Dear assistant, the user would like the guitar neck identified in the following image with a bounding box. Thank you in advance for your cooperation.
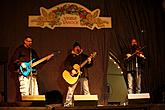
[80,52,96,68]
[80,60,88,68]
[31,54,54,67]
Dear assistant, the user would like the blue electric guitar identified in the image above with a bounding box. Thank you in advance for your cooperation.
[19,53,54,77]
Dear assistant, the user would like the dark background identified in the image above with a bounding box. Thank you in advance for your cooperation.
[0,0,165,105]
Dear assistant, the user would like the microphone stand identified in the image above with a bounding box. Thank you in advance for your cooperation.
[135,56,139,83]
[29,47,33,95]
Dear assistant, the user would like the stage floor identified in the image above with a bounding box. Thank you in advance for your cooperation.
[0,103,165,110]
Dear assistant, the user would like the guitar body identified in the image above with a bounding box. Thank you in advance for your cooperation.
[19,62,31,77]
[62,64,81,84]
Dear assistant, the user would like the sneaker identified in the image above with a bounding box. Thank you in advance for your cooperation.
[64,103,73,107]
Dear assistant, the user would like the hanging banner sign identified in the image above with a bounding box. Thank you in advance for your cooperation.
[28,3,112,30]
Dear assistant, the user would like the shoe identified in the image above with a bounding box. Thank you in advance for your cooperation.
[64,103,73,107]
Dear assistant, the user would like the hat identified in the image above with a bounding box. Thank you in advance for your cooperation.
[73,42,81,48]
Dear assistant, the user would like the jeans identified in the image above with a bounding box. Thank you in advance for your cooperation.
[64,78,90,106]
[18,75,39,96]
[127,73,141,94]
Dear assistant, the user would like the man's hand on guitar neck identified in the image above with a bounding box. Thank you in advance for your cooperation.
[87,57,92,64]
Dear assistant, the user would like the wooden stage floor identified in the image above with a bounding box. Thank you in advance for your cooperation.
[0,103,165,110]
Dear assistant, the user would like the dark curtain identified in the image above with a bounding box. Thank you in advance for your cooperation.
[0,0,164,104]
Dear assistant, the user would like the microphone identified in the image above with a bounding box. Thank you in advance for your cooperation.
[53,50,61,54]
[141,30,144,33]
[57,50,61,54]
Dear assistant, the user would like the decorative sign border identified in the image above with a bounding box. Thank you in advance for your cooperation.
[28,2,112,30]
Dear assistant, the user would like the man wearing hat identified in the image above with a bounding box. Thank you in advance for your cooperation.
[63,42,93,107]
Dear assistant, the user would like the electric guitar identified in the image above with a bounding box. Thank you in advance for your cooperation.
[62,52,97,84]
[19,53,54,77]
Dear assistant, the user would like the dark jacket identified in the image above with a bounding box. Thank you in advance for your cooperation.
[124,45,145,74]
[8,45,39,74]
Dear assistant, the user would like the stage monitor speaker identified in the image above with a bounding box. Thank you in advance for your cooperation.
[107,51,128,105]
[22,95,45,101]
[45,90,63,104]
[73,95,98,106]
[128,93,150,104]
[21,95,45,107]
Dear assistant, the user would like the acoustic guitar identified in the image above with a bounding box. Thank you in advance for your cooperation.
[62,52,97,84]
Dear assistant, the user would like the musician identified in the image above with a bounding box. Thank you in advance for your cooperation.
[8,36,52,101]
[124,38,145,94]
[63,42,93,107]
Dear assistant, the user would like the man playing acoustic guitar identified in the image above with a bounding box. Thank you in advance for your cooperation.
[63,42,95,107]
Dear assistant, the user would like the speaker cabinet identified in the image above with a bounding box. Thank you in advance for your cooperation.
[22,95,45,101]
[128,93,150,104]
[73,95,98,106]
[21,95,45,107]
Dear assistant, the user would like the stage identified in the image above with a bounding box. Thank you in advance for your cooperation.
[0,93,164,110]
[0,103,165,110]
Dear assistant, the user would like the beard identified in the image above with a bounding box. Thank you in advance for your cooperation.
[76,49,81,54]
[131,44,138,52]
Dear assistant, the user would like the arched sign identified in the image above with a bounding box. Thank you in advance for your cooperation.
[28,2,112,30]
